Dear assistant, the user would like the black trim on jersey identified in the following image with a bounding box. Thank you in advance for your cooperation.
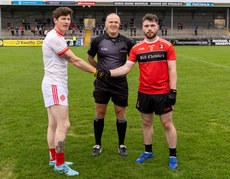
[136,51,167,63]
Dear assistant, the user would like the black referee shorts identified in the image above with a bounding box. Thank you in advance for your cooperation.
[93,77,128,107]
[136,91,173,115]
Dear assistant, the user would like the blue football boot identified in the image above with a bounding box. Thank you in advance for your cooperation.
[169,157,178,169]
[136,152,153,163]
[54,162,79,176]
[49,160,73,167]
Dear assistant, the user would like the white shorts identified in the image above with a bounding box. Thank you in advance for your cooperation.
[42,84,68,108]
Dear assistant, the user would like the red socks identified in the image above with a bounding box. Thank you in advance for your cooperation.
[49,148,55,161]
[49,148,65,166]
[56,152,65,166]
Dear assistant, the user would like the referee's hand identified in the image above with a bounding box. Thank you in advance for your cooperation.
[94,69,111,80]
[168,89,177,105]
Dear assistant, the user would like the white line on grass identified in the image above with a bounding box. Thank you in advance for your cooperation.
[178,55,230,69]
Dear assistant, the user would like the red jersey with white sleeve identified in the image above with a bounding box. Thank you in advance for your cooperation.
[127,37,176,94]
[42,29,69,88]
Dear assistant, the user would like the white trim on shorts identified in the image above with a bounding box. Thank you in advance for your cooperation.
[42,83,68,108]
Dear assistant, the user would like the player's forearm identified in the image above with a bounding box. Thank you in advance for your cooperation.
[169,69,177,89]
[71,57,95,73]
[63,50,95,73]
[110,63,134,77]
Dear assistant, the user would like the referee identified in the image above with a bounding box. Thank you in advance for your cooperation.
[87,13,134,157]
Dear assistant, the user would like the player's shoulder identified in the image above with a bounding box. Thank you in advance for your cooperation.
[158,37,172,47]
[45,29,59,41]
[132,40,146,49]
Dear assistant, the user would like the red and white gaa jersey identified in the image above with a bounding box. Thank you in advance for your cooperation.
[128,37,176,94]
[42,29,69,88]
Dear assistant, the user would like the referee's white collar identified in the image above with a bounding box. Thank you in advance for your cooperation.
[144,36,159,44]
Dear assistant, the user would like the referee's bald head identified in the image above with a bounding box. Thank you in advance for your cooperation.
[106,13,120,23]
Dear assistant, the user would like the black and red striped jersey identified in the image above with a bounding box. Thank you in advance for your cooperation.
[128,37,176,94]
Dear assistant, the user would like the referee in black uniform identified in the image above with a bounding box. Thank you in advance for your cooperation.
[87,13,134,157]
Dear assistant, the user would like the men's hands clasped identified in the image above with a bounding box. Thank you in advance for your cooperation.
[94,69,111,80]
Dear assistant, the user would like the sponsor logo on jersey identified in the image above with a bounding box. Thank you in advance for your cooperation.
[137,51,167,63]
[138,47,145,51]
[101,47,108,51]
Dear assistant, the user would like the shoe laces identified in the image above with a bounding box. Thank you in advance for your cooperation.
[141,152,151,159]
[119,145,126,149]
[93,145,101,149]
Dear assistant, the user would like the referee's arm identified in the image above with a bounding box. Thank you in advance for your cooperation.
[87,54,98,68]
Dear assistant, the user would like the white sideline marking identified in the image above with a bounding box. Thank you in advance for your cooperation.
[178,55,230,69]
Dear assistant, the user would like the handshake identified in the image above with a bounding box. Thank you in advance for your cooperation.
[94,69,111,80]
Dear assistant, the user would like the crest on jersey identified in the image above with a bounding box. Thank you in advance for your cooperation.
[60,95,66,101]
[159,45,164,49]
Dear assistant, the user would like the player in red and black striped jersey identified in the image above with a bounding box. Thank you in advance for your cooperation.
[100,13,178,169]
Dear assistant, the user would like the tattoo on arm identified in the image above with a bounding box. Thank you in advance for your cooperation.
[62,54,71,61]
[56,140,65,153]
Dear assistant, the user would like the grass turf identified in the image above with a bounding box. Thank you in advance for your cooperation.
[0,46,230,178]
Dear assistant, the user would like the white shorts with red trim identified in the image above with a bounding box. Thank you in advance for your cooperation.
[42,83,68,108]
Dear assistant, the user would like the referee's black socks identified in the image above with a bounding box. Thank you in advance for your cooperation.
[116,118,127,145]
[94,117,104,146]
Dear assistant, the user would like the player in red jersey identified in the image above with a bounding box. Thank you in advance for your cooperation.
[95,13,178,169]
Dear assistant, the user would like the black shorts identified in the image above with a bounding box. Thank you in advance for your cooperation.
[136,91,173,115]
[93,77,128,107]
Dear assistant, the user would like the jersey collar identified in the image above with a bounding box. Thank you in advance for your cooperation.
[54,29,64,37]
[144,36,159,44]
[106,33,121,41]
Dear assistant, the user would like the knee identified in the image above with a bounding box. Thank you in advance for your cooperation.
[142,119,152,128]
[115,109,126,120]
[162,121,173,131]
[116,112,126,120]
[96,110,106,119]
[63,121,71,130]
[58,120,70,131]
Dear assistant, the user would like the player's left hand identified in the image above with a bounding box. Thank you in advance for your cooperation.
[168,89,177,105]
[94,69,111,80]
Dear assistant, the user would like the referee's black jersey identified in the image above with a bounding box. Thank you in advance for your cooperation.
[88,33,134,74]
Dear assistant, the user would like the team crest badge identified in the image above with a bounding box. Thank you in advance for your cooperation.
[60,95,65,101]
[159,45,164,49]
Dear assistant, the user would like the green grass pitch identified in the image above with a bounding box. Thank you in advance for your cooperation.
[0,46,230,178]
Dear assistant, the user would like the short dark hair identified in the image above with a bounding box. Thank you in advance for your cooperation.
[142,14,159,24]
[52,7,73,20]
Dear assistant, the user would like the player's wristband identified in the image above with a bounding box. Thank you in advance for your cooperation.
[170,89,177,94]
